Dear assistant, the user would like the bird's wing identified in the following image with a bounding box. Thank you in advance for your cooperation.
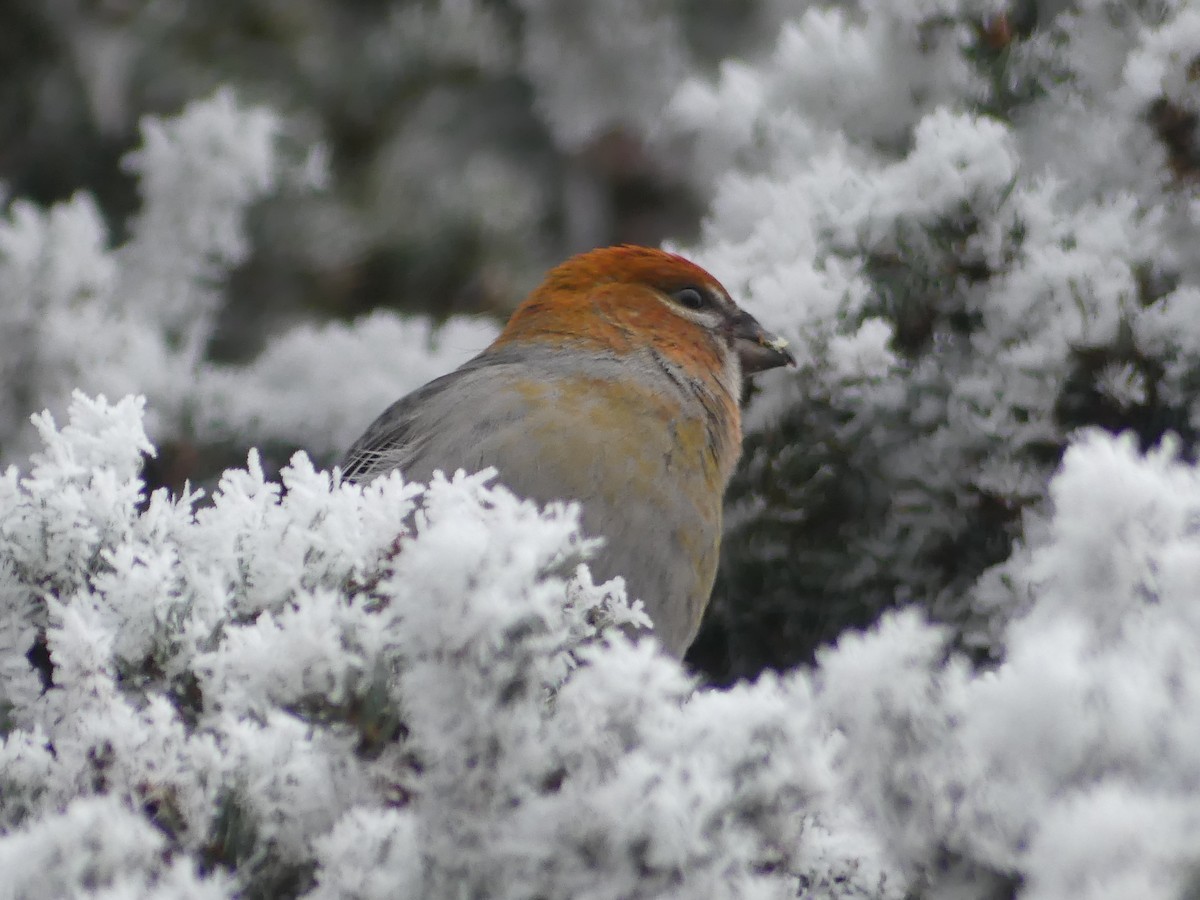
[338,352,543,484]
[339,369,457,482]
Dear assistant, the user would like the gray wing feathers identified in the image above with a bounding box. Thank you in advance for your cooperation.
[339,357,534,484]
[339,383,437,482]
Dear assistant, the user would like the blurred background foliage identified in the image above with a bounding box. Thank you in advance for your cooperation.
[0,0,780,359]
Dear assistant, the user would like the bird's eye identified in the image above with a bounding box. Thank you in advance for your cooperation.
[672,287,708,311]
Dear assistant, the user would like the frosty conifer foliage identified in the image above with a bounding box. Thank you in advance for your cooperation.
[0,394,893,898]
[517,0,693,148]
[7,406,1200,897]
[668,0,1200,675]
[0,89,498,475]
[0,89,293,461]
[815,432,1200,899]
[193,313,497,461]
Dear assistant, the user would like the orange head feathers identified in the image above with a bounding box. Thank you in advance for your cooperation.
[493,245,795,384]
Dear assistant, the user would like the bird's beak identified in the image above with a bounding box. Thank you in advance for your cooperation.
[729,310,796,374]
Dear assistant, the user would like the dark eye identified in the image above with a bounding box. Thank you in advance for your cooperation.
[672,287,708,310]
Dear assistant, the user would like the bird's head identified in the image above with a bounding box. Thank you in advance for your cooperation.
[493,246,795,393]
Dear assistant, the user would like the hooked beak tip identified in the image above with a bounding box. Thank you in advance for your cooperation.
[735,330,796,375]
[765,335,797,367]
[728,309,796,374]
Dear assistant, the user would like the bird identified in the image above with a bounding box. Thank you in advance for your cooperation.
[340,245,794,658]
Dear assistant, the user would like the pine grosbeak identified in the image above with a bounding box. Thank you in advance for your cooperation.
[341,246,794,657]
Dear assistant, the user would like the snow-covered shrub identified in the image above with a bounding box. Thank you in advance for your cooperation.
[193,312,496,462]
[516,0,693,149]
[814,431,1200,898]
[6,0,799,360]
[665,0,1200,676]
[0,393,892,898]
[0,89,285,460]
[0,90,498,474]
[7,401,1200,897]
